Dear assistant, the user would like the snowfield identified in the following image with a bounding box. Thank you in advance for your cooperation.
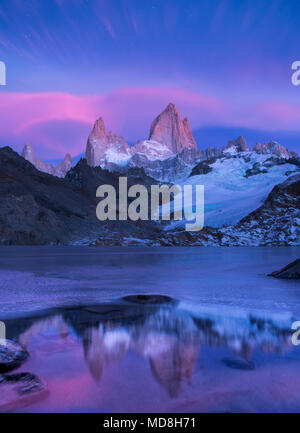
[162,151,299,228]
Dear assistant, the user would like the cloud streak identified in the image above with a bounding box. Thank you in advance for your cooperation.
[1,87,300,159]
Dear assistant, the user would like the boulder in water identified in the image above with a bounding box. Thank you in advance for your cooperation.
[222,358,255,371]
[122,294,177,305]
[268,258,300,279]
[0,372,47,412]
[0,340,29,373]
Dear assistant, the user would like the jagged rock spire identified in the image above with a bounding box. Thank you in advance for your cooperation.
[226,136,249,152]
[21,143,72,177]
[85,117,131,167]
[148,103,197,153]
[85,117,108,167]
[254,141,298,159]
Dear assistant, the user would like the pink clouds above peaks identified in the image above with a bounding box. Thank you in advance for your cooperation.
[2,88,300,161]
[0,88,223,160]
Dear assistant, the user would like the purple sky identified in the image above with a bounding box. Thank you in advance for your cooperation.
[0,0,300,159]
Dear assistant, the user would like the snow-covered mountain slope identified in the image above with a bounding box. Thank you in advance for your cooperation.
[103,173,299,247]
[126,152,191,182]
[105,133,132,165]
[220,173,300,246]
[125,146,222,183]
[132,139,174,160]
[162,150,300,228]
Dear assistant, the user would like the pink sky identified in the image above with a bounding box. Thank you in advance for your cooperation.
[1,88,300,159]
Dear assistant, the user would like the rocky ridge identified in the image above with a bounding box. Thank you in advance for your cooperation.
[84,103,221,181]
[19,104,299,184]
[22,143,72,178]
[0,146,163,245]
[84,104,298,182]
[1,143,299,246]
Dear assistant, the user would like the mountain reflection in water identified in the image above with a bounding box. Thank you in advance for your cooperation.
[6,295,295,402]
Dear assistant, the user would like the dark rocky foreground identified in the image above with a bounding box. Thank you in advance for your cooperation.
[0,372,47,412]
[0,146,299,246]
[0,340,47,412]
[0,146,162,245]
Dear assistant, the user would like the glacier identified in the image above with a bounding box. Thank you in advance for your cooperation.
[162,151,299,228]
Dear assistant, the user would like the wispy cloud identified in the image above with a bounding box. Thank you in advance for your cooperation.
[1,87,300,159]
[100,16,117,40]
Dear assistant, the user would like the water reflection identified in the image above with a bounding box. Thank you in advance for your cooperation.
[6,295,295,399]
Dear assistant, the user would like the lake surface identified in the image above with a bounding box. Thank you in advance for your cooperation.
[0,247,299,412]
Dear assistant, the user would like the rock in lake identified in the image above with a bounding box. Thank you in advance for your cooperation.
[222,358,255,371]
[122,294,177,305]
[0,372,47,412]
[0,339,29,373]
[268,258,300,279]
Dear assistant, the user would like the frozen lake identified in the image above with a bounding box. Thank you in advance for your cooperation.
[0,246,299,317]
[0,247,299,412]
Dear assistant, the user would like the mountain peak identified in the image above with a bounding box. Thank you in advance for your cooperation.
[85,117,108,167]
[21,143,72,177]
[91,117,106,139]
[85,117,131,167]
[55,153,73,177]
[22,142,35,164]
[148,103,197,153]
[226,136,249,152]
[182,117,197,148]
[165,102,179,113]
[64,153,72,163]
[254,141,298,159]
